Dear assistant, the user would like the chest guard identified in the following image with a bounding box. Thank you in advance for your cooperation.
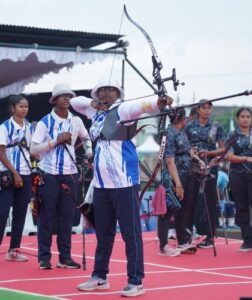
[100,106,137,141]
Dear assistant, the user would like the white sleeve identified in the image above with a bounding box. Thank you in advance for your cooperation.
[0,125,8,146]
[31,121,48,144]
[117,97,159,122]
[70,96,96,119]
[30,140,58,156]
[75,117,90,140]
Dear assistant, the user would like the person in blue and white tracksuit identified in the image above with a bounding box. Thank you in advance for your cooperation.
[30,83,92,270]
[0,95,32,262]
[70,80,173,297]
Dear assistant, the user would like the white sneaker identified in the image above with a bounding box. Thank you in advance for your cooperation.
[194,233,202,239]
[158,244,180,257]
[168,228,177,240]
[5,249,28,262]
[176,243,197,254]
[77,276,110,291]
[121,284,145,297]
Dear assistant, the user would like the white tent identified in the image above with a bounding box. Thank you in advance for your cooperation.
[0,47,124,98]
[0,24,124,98]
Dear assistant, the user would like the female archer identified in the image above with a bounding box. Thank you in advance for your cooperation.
[0,94,32,262]
[70,80,173,297]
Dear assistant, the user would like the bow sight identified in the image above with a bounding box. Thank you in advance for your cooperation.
[154,68,185,92]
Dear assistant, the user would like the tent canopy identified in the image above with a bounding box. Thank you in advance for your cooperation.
[0,24,125,98]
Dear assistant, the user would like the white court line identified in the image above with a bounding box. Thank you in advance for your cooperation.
[6,243,249,290]
[20,245,190,271]
[195,269,252,280]
[0,270,190,284]
[201,265,252,271]
[71,236,242,245]
[21,245,252,275]
[2,264,252,285]
[71,236,159,244]
[54,280,252,298]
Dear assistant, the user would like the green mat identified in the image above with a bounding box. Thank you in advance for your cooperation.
[0,288,63,300]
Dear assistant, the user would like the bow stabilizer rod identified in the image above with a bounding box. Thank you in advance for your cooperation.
[119,90,252,124]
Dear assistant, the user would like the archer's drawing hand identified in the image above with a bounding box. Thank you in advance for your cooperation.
[91,100,109,111]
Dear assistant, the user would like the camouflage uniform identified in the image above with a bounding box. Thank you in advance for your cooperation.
[185,119,225,240]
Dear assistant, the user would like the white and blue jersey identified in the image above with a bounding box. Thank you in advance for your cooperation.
[89,108,138,187]
[0,117,32,175]
[70,96,159,189]
[32,109,89,175]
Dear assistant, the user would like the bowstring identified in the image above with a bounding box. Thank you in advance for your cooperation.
[108,7,125,85]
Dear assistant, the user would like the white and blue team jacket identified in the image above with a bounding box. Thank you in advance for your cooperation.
[32,109,89,175]
[0,117,32,175]
[70,97,159,189]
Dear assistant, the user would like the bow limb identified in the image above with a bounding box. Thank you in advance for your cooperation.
[123,5,162,69]
[124,5,167,98]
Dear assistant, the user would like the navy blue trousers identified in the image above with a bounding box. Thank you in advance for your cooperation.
[38,174,78,262]
[92,185,144,285]
[0,175,31,249]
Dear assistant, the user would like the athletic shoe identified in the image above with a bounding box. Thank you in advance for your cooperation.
[197,238,214,249]
[5,249,28,262]
[168,228,177,240]
[56,258,81,269]
[238,242,252,252]
[77,276,110,291]
[158,244,180,257]
[39,260,52,269]
[121,284,145,297]
[177,243,196,253]
[194,233,203,239]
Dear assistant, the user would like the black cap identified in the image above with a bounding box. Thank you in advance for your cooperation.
[197,99,213,108]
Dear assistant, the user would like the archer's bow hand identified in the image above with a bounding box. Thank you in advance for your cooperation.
[157,96,173,110]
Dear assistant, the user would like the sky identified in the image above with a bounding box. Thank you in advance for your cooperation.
[1,0,252,106]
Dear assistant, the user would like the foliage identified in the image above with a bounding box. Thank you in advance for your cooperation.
[213,109,236,134]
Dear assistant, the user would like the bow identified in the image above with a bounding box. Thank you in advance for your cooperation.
[123,5,182,200]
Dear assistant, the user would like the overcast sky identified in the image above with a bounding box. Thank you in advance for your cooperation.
[1,0,252,106]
